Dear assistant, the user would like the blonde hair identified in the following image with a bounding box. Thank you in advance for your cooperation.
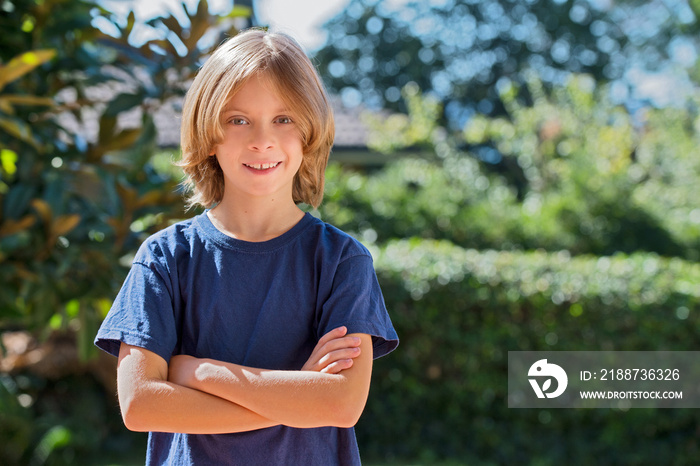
[178,29,335,209]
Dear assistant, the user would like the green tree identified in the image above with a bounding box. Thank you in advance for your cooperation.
[314,0,700,197]
[315,0,698,120]
[321,73,700,259]
[0,1,250,463]
[316,0,630,115]
[0,0,250,350]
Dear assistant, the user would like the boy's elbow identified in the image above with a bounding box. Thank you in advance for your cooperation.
[118,380,166,432]
[328,391,368,428]
[117,344,171,432]
[122,414,149,432]
[119,394,153,432]
[327,343,372,428]
[122,409,153,432]
[332,410,362,429]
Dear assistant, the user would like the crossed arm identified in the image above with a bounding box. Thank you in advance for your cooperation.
[116,327,373,434]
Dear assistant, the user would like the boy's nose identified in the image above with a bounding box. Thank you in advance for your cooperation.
[249,126,275,151]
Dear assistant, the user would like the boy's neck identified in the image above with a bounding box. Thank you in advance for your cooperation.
[207,197,305,243]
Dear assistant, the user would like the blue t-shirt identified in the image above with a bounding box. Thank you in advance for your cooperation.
[95,211,398,465]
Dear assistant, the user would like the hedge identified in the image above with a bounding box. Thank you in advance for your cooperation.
[355,239,700,464]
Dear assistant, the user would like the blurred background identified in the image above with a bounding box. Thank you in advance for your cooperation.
[1,0,700,464]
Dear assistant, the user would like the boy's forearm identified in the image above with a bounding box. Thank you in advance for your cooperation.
[183,364,363,428]
[118,343,278,434]
[171,334,373,428]
[120,378,278,434]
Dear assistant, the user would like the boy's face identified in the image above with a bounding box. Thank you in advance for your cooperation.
[211,75,304,203]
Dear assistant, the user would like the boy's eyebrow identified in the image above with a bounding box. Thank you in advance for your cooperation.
[221,107,292,116]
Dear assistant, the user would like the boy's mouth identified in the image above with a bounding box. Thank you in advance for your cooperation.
[243,162,281,171]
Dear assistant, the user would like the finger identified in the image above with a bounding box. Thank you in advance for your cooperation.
[315,335,361,357]
[315,347,361,372]
[309,336,361,366]
[304,345,361,372]
[306,330,354,363]
[315,326,348,349]
[318,346,361,366]
[303,328,359,372]
[320,358,354,374]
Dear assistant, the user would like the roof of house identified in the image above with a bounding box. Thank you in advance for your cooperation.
[57,85,372,152]
[152,96,372,149]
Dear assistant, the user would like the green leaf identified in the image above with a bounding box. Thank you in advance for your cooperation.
[105,128,142,152]
[1,149,18,175]
[96,298,112,318]
[161,14,184,39]
[3,184,35,219]
[0,115,39,148]
[104,92,143,117]
[0,50,57,91]
[184,0,213,51]
[98,113,117,144]
[688,0,700,21]
[196,0,209,19]
[48,313,63,330]
[226,5,252,19]
[125,10,136,37]
[52,214,81,237]
[31,426,72,465]
[65,299,80,318]
[0,95,54,107]
[31,198,53,225]
[0,214,35,237]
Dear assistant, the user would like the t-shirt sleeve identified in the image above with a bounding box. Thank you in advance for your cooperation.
[318,254,399,359]
[94,257,178,363]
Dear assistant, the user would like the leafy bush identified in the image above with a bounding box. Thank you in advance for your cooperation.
[356,239,700,464]
[1,369,145,465]
[322,76,700,260]
[329,85,700,457]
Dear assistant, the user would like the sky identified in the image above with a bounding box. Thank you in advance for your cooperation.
[98,0,350,53]
[255,0,350,51]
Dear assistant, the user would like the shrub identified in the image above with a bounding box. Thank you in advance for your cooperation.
[356,239,700,463]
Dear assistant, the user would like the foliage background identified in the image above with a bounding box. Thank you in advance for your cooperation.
[1,0,699,464]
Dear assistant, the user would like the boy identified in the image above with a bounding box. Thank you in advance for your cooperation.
[95,28,398,465]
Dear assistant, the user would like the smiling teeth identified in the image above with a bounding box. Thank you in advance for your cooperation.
[245,162,280,170]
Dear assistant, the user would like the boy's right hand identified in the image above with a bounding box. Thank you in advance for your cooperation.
[302,326,362,374]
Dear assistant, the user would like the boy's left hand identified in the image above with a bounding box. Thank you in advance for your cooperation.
[302,326,362,374]
[167,326,363,387]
